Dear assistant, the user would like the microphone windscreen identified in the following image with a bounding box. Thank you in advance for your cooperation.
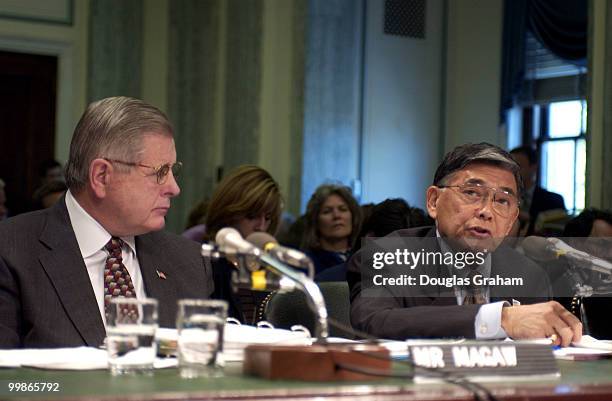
[216,227,242,247]
[522,236,555,261]
[246,232,277,249]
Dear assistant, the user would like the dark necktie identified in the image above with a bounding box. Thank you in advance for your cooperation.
[463,267,487,305]
[104,237,136,320]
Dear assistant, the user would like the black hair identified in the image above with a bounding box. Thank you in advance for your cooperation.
[433,142,523,197]
[510,145,538,165]
[563,208,612,237]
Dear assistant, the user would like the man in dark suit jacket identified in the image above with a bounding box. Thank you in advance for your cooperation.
[510,146,565,235]
[348,143,582,346]
[0,97,213,348]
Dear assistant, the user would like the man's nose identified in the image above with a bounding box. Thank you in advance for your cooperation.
[476,193,494,219]
[164,171,181,197]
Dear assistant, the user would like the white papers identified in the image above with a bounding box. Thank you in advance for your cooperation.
[0,347,107,369]
[571,335,612,351]
[0,347,177,370]
[157,324,312,362]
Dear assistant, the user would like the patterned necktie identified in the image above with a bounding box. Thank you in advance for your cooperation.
[463,267,487,305]
[104,237,136,320]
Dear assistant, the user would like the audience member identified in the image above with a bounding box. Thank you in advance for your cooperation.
[301,184,361,275]
[31,180,68,210]
[278,214,306,249]
[510,146,566,235]
[348,142,581,345]
[182,198,209,242]
[0,96,213,348]
[0,178,7,221]
[317,198,432,282]
[37,159,65,184]
[205,165,282,323]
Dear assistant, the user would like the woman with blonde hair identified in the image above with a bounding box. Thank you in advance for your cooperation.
[301,184,361,275]
[206,165,282,323]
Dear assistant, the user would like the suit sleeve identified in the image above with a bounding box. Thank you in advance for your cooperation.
[0,256,21,348]
[347,249,482,340]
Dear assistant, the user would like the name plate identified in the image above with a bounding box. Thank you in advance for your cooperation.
[408,341,559,380]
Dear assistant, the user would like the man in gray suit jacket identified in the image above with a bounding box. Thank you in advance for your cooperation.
[348,143,582,346]
[0,97,213,348]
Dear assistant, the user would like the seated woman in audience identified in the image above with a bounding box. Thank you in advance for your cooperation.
[301,184,361,276]
[205,165,282,323]
[316,198,432,281]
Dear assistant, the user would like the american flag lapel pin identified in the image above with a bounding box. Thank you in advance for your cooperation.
[156,270,167,280]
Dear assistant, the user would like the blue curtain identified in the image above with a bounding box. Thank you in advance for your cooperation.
[500,0,587,123]
[528,0,587,63]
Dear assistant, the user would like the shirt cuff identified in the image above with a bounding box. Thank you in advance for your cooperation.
[474,301,510,339]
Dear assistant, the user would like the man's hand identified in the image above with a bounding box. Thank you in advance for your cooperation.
[501,301,582,347]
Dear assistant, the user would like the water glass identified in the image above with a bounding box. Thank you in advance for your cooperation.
[106,298,158,375]
[177,299,228,378]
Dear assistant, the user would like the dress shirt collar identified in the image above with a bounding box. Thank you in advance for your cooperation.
[65,190,137,258]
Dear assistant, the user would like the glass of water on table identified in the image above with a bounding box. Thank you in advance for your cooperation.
[106,298,158,375]
[177,299,228,378]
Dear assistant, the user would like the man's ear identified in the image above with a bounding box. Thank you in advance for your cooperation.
[426,186,440,219]
[89,159,112,198]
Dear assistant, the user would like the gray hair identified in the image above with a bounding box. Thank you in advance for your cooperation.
[64,96,173,191]
[433,142,523,197]
[0,178,4,188]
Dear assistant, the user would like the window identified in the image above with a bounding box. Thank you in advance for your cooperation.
[506,31,587,214]
[540,100,586,212]
[513,100,586,213]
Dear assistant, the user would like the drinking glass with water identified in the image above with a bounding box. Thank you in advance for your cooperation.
[177,299,228,378]
[106,298,158,375]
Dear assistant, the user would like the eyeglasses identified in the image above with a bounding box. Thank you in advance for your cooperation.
[104,158,182,185]
[437,183,520,217]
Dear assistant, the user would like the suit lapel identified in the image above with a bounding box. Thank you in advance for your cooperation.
[136,234,177,326]
[38,200,105,346]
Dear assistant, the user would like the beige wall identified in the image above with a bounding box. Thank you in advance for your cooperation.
[259,0,302,215]
[587,0,605,208]
[444,0,504,151]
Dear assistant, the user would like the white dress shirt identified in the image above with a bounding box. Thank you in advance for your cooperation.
[436,229,508,339]
[65,190,146,324]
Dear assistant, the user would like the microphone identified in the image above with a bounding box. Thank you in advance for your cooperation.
[216,227,260,255]
[212,228,330,339]
[246,232,315,278]
[215,227,261,271]
[522,236,612,275]
[213,227,297,291]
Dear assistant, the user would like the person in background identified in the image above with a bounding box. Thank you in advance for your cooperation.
[301,184,362,276]
[181,197,209,243]
[317,198,432,282]
[38,159,65,184]
[0,96,213,348]
[205,165,283,323]
[0,178,7,220]
[510,146,565,235]
[31,180,68,210]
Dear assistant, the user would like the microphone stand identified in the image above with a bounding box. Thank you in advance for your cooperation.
[258,253,329,341]
[201,243,330,341]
